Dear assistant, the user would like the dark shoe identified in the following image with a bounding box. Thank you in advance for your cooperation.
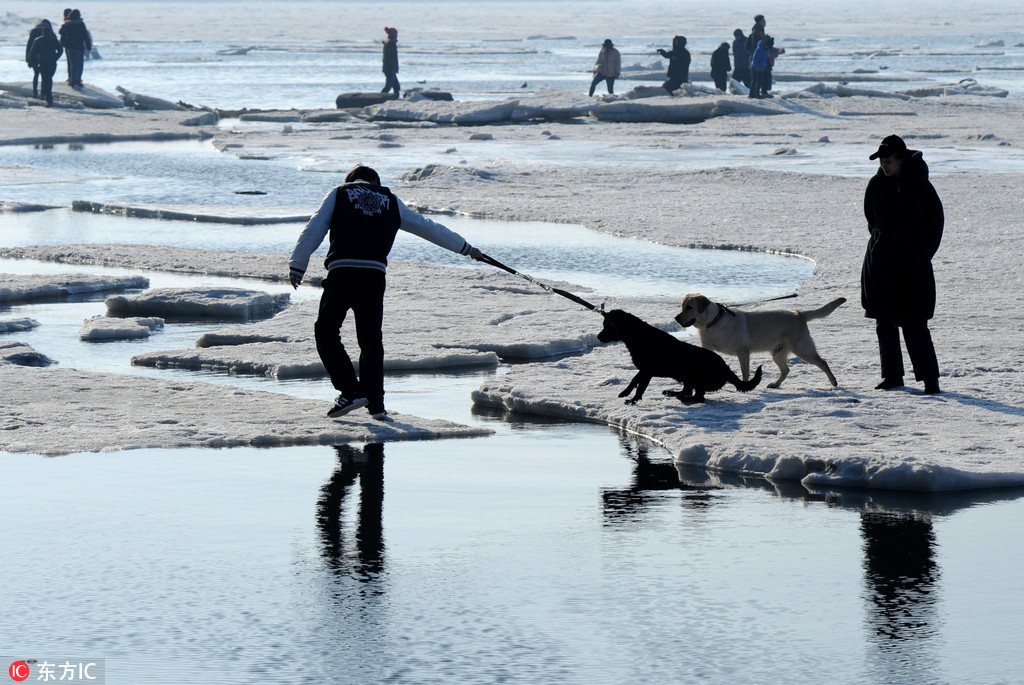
[924,380,941,395]
[875,377,904,390]
[370,411,393,422]
[327,395,368,418]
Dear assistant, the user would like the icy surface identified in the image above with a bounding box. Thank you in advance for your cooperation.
[0,274,149,305]
[80,316,164,341]
[0,318,39,333]
[0,365,491,456]
[0,341,54,367]
[105,287,290,321]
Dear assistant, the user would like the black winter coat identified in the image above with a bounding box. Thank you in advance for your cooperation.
[382,39,398,74]
[29,31,63,67]
[26,25,45,64]
[658,40,690,88]
[711,44,731,75]
[861,151,944,322]
[59,18,91,51]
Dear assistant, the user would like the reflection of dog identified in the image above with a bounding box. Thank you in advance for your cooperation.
[675,294,846,389]
[597,309,762,404]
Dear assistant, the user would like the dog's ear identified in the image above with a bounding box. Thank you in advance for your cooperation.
[695,295,710,313]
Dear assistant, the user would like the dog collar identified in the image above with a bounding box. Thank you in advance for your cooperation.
[706,303,734,328]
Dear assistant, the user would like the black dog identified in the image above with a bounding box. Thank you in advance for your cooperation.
[597,309,763,404]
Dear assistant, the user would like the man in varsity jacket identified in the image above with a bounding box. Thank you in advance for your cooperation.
[289,165,483,420]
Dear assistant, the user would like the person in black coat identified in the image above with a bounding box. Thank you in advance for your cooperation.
[380,26,400,99]
[861,135,944,394]
[657,36,690,93]
[731,29,751,88]
[28,21,63,106]
[710,42,731,91]
[59,8,91,89]
[26,19,50,98]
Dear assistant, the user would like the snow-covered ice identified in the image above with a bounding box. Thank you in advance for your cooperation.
[0,318,39,333]
[0,274,150,305]
[105,286,290,321]
[80,315,164,341]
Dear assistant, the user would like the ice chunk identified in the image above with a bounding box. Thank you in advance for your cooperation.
[0,274,149,305]
[0,341,54,367]
[80,316,165,341]
[105,287,289,322]
[0,318,40,334]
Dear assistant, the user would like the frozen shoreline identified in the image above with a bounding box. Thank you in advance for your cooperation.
[2,83,1023,491]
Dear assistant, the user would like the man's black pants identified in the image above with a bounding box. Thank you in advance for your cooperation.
[315,268,387,413]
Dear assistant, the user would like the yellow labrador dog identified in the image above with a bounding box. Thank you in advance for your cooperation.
[675,294,846,389]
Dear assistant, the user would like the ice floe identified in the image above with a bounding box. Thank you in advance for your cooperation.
[0,318,40,334]
[0,274,149,305]
[71,200,309,225]
[105,287,290,322]
[0,365,492,456]
[80,315,164,341]
[472,340,1024,493]
[0,341,54,367]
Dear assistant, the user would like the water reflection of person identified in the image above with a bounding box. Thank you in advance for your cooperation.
[317,443,386,584]
[860,511,941,680]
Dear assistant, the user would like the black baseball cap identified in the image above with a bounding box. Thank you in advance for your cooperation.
[869,134,908,160]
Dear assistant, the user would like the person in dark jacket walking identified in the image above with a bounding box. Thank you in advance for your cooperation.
[710,42,732,91]
[861,134,944,394]
[731,29,751,88]
[26,19,50,98]
[289,165,485,421]
[28,21,63,106]
[381,26,400,99]
[657,35,690,93]
[59,8,91,88]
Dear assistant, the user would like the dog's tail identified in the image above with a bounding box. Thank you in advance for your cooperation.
[731,365,763,393]
[798,297,846,321]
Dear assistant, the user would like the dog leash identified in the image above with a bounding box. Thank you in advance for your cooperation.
[724,293,797,308]
[478,252,604,313]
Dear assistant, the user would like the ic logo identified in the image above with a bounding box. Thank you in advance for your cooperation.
[8,661,30,682]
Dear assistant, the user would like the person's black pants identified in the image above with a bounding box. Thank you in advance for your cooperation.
[38,62,57,104]
[589,73,615,95]
[315,268,387,413]
[381,72,400,98]
[32,66,41,96]
[875,318,939,383]
[66,48,85,86]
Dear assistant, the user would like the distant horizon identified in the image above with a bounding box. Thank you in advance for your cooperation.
[3,0,1017,43]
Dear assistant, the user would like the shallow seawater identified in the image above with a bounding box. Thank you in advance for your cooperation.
[3,432,1023,685]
